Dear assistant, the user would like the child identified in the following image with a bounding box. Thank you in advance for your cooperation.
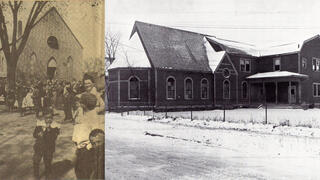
[22,88,34,116]
[89,129,105,180]
[33,112,60,180]
[73,93,98,179]
[72,96,84,124]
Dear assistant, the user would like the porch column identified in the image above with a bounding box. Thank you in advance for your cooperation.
[248,82,251,105]
[299,80,302,104]
[289,80,292,104]
[275,81,278,104]
[263,81,265,104]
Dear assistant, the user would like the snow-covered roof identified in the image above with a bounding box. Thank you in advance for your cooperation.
[204,37,226,72]
[108,33,151,70]
[259,42,301,57]
[207,36,260,57]
[246,71,308,79]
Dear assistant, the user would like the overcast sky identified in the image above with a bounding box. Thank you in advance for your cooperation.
[106,0,320,48]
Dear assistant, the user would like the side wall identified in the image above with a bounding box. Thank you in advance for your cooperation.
[300,37,320,104]
[155,69,214,109]
[107,68,154,110]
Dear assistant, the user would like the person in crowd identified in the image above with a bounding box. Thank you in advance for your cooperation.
[82,74,105,114]
[63,82,74,121]
[33,82,44,118]
[21,88,34,116]
[43,84,53,116]
[33,111,60,180]
[6,89,15,112]
[16,81,26,116]
[73,92,98,179]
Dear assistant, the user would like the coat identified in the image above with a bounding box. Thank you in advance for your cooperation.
[33,121,60,153]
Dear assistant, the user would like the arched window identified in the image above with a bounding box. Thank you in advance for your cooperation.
[223,80,230,99]
[129,76,140,100]
[184,77,193,99]
[166,76,176,100]
[201,78,209,99]
[242,81,248,99]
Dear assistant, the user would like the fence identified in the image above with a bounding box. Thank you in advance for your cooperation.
[106,105,320,129]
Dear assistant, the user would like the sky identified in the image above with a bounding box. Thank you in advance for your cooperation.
[106,0,320,49]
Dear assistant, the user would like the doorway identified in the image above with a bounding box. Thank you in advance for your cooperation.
[47,58,57,80]
[289,86,297,104]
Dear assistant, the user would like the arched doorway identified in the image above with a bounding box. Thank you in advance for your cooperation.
[47,57,57,80]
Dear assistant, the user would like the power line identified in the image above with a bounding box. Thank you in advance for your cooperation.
[106,22,320,30]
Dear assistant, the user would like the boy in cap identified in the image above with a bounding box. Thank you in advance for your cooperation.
[33,111,60,180]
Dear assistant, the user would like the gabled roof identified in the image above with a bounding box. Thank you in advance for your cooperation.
[131,21,212,72]
[206,36,260,57]
[33,7,83,49]
[108,33,151,70]
[204,37,226,72]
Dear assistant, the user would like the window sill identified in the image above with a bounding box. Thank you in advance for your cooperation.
[129,98,140,101]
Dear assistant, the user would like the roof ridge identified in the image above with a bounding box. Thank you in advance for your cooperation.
[33,7,83,49]
[134,21,211,37]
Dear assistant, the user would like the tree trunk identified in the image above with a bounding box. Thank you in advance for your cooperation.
[6,59,17,92]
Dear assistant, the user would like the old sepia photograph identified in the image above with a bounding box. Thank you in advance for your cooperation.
[106,0,320,179]
[0,0,105,179]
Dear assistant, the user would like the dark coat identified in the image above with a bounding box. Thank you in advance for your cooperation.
[33,125,60,153]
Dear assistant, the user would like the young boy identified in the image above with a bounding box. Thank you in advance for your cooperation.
[89,129,105,180]
[33,112,60,180]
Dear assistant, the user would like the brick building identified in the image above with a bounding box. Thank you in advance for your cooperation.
[0,7,83,83]
[107,21,320,110]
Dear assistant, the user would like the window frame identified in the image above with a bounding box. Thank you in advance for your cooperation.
[166,76,176,100]
[223,79,231,99]
[302,57,307,69]
[313,83,320,97]
[128,76,140,100]
[313,57,320,72]
[273,57,281,71]
[240,58,251,73]
[184,77,193,100]
[200,78,209,100]
[242,81,248,99]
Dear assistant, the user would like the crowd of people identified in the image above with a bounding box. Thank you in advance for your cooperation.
[0,74,105,180]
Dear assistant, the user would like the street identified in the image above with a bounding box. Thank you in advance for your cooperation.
[106,113,320,180]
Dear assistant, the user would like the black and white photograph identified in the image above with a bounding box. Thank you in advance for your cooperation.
[0,0,105,179]
[106,0,320,179]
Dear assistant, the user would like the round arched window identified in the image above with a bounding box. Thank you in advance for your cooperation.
[223,68,230,78]
[47,36,59,49]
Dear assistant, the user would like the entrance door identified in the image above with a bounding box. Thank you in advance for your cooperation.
[289,86,296,104]
[47,58,57,80]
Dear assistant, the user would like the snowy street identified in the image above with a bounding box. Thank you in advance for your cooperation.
[106,113,320,180]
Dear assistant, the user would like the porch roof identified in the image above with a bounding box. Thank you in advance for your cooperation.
[246,71,308,80]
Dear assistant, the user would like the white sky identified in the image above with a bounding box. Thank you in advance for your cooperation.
[106,0,320,48]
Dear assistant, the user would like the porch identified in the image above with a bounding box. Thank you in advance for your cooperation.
[246,71,308,105]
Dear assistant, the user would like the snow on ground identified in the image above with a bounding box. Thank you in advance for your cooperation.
[106,110,320,157]
[106,112,320,179]
[123,108,320,138]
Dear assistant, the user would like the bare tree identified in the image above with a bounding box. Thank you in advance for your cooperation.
[0,1,50,91]
[105,31,120,65]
